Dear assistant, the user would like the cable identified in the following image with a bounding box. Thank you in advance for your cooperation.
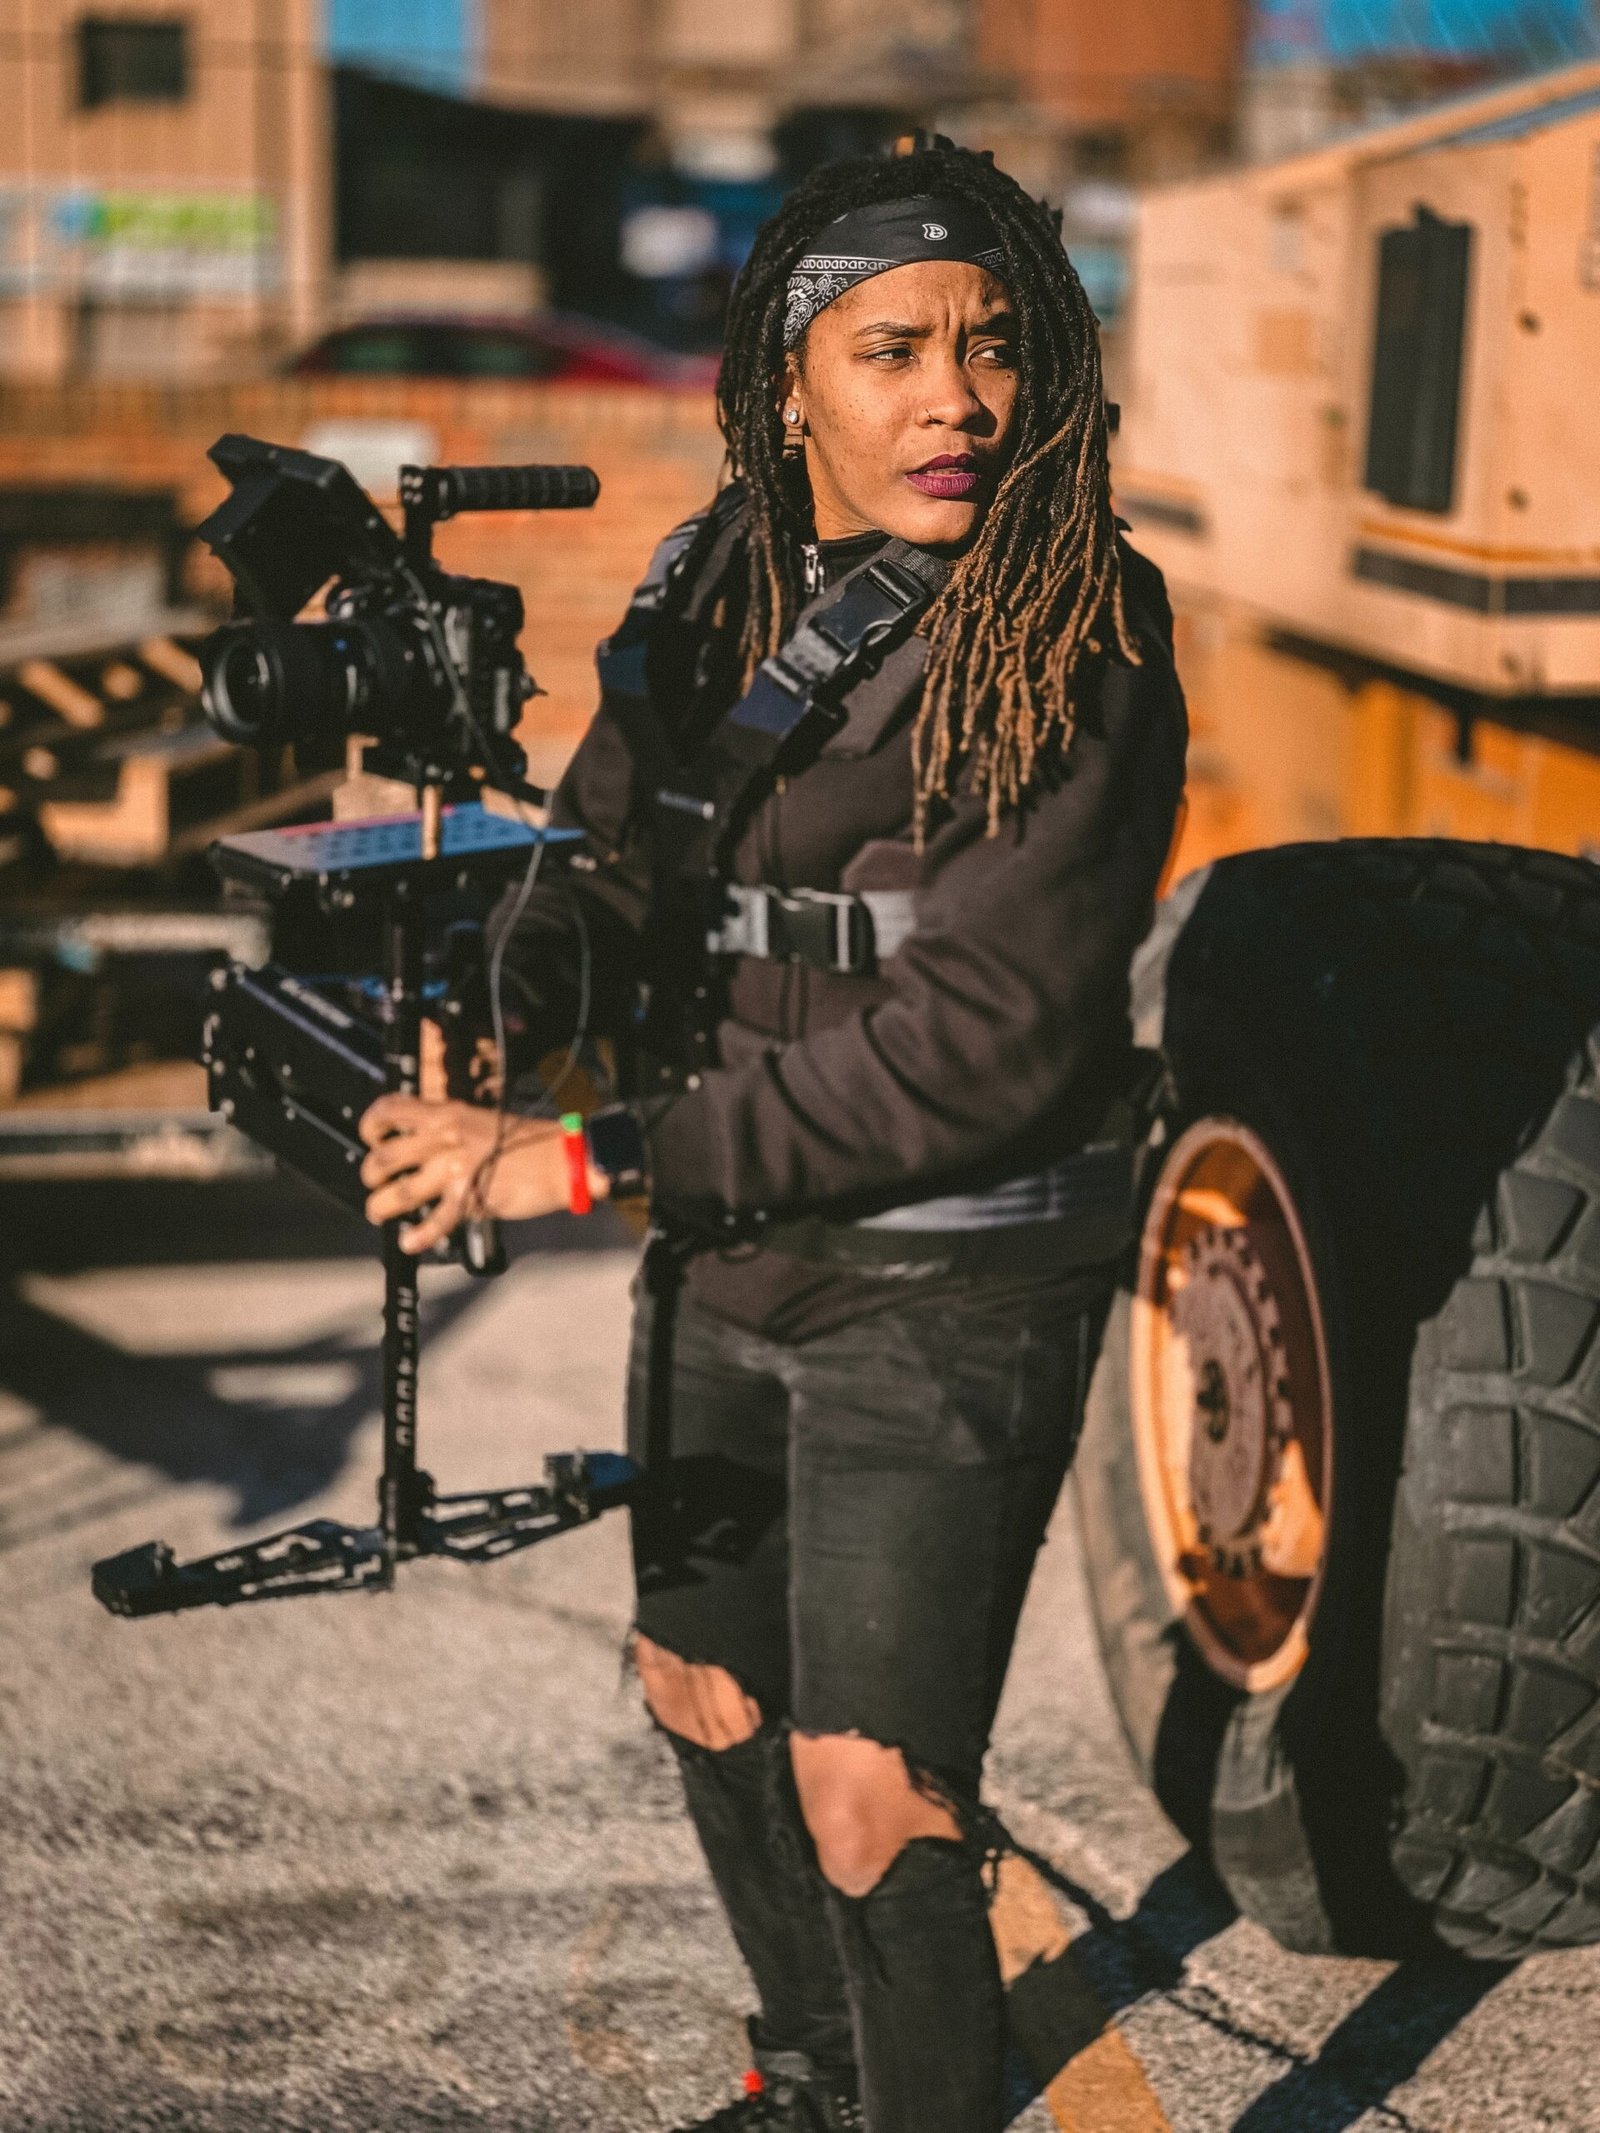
[395,554,534,816]
[466,860,596,1221]
[387,555,595,1228]
[464,831,543,1225]
[522,883,593,1119]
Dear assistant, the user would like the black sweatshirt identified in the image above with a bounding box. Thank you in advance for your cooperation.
[504,521,1189,1339]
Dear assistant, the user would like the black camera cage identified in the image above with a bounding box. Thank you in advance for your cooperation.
[91,438,640,1620]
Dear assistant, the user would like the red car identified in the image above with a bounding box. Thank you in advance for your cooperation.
[287,313,719,391]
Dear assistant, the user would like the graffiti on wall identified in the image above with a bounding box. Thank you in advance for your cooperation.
[0,189,278,300]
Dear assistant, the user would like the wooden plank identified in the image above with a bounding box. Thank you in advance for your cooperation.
[167,768,343,855]
[9,1059,208,1111]
[0,605,210,672]
[0,969,40,1032]
[18,660,103,730]
[136,636,204,692]
[38,727,239,866]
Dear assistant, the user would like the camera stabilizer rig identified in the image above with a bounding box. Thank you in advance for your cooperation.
[91,436,641,1619]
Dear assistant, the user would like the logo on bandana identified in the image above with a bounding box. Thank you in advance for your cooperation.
[922,222,947,241]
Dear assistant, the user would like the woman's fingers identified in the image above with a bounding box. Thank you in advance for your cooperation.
[359,1093,439,1147]
[355,1097,576,1234]
[397,1189,468,1256]
[364,1155,462,1236]
[359,1127,438,1190]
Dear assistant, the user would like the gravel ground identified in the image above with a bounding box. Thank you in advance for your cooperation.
[1,1174,1596,2133]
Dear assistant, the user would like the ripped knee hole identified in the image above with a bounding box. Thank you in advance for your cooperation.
[633,1635,763,1751]
[789,1732,964,1898]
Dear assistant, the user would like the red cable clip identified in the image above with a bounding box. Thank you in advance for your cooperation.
[742,2070,765,2098]
[559,1112,592,1215]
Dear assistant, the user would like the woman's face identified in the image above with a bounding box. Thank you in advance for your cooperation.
[781,259,1019,550]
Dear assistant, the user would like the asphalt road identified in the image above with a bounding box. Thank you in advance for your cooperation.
[2,1175,1596,2133]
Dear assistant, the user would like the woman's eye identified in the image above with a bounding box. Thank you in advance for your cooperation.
[973,342,1016,368]
[865,344,913,364]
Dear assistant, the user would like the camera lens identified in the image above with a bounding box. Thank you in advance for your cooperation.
[202,628,278,744]
[200,619,373,748]
[199,614,435,752]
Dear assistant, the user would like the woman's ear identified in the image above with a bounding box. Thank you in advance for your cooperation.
[777,351,804,432]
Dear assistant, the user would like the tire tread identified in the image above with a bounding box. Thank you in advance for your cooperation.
[1086,838,1600,1957]
[1383,868,1600,1952]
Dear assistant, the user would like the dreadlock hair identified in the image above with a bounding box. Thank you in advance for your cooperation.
[716,140,1137,840]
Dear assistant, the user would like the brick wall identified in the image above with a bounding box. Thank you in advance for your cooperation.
[0,379,726,786]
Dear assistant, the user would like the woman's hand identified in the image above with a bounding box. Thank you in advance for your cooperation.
[358,1097,607,1254]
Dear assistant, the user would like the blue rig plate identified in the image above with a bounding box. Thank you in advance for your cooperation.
[215,802,581,887]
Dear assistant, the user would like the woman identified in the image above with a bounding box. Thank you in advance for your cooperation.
[360,140,1187,2133]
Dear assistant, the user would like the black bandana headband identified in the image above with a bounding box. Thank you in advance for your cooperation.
[783,195,1007,348]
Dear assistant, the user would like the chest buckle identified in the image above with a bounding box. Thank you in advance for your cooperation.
[707,883,875,975]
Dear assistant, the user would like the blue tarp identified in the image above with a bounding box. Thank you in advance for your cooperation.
[328,0,470,93]
[1252,0,1599,66]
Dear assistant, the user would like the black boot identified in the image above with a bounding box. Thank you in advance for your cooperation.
[673,2022,863,2131]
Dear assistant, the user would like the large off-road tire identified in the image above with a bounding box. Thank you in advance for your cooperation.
[1075,841,1600,1957]
[1383,1040,1600,1955]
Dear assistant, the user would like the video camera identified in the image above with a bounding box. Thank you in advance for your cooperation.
[197,433,596,793]
[182,435,596,1225]
[90,435,640,1622]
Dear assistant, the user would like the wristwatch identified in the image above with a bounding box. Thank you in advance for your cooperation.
[584,1104,650,1200]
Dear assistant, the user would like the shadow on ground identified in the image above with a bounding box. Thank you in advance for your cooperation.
[0,1173,636,1538]
[1003,1844,1512,2132]
[1226,1957,1511,2133]
[0,1171,634,1273]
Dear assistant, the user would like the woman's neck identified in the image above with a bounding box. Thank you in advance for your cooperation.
[808,527,889,591]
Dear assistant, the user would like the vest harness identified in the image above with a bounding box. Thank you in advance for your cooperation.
[590,504,1144,1272]
[597,505,944,938]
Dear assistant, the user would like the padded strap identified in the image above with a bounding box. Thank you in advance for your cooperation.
[654,541,951,880]
[722,547,947,751]
[593,483,746,715]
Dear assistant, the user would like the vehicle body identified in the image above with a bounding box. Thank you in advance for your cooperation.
[1115,57,1600,873]
[1089,60,1600,1958]
[285,312,721,393]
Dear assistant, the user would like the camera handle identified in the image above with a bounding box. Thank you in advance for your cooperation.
[400,461,600,566]
[377,863,429,1575]
[376,784,501,1562]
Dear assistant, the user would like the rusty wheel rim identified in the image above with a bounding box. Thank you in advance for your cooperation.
[1130,1117,1334,1693]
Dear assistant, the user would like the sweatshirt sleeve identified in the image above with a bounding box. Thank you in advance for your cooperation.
[636,648,1187,1226]
[492,693,657,1066]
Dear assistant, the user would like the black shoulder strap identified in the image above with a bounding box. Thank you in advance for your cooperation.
[652,539,951,878]
[594,481,747,719]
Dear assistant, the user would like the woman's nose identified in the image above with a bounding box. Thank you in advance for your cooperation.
[918,354,987,428]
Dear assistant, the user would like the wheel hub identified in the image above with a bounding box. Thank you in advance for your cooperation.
[1169,1226,1291,1576]
[1129,1116,1334,1692]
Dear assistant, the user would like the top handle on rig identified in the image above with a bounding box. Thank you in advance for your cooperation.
[399,461,599,565]
[401,462,600,523]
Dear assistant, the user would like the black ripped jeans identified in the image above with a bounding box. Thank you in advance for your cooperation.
[628,1260,1113,2133]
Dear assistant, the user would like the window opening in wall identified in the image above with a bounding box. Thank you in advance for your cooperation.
[77,17,190,110]
[1363,205,1473,514]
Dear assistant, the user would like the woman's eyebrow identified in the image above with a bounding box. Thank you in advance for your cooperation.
[852,310,1017,340]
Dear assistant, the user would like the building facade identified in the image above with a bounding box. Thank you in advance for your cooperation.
[477,0,971,167]
[978,0,1244,173]
[0,0,326,382]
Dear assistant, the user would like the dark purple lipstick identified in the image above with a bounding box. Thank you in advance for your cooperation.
[906,453,982,499]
